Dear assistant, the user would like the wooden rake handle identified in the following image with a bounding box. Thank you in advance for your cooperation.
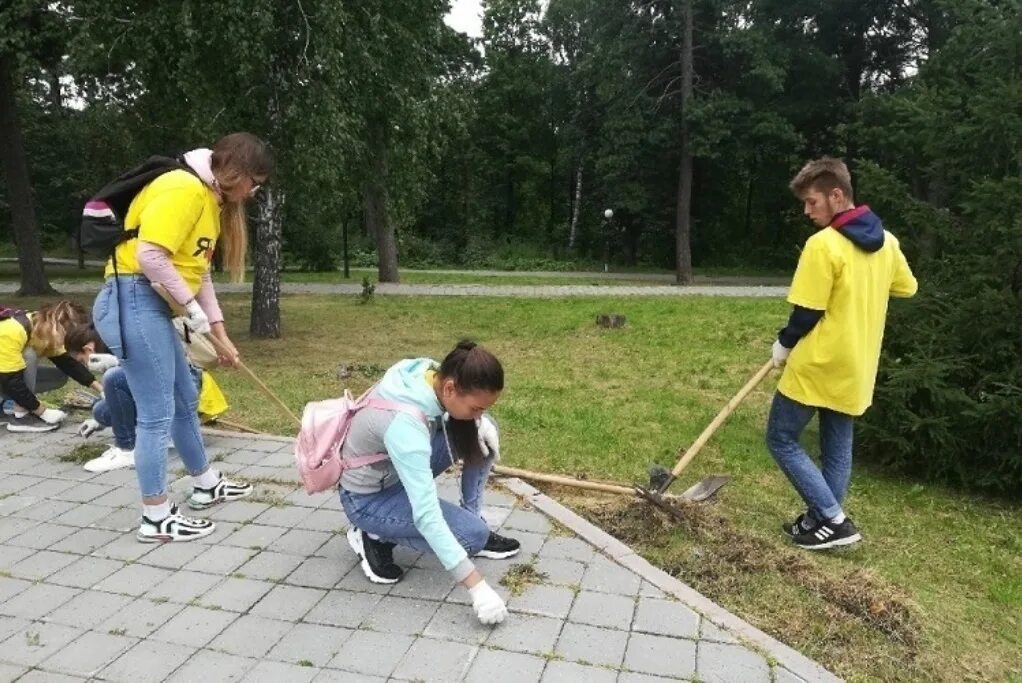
[667,359,775,480]
[492,464,635,496]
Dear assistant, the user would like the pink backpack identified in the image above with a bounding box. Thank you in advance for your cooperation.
[294,386,427,494]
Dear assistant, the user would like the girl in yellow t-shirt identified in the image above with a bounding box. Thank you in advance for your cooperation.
[0,301,102,433]
[91,132,273,543]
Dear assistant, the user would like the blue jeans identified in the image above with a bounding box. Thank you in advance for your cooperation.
[92,365,203,451]
[765,391,854,521]
[340,429,494,556]
[93,276,210,498]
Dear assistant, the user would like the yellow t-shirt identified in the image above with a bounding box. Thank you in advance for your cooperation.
[0,313,62,373]
[778,228,917,416]
[104,169,220,295]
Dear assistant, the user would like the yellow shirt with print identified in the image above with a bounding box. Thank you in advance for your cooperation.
[0,314,63,373]
[104,169,220,296]
[778,227,917,416]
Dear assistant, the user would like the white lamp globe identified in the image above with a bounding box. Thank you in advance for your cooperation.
[604,208,614,219]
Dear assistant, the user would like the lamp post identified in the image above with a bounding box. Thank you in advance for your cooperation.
[603,208,614,273]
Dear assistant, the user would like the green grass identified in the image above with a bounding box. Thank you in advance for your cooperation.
[12,291,1020,682]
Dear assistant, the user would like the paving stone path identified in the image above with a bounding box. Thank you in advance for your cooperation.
[0,425,839,682]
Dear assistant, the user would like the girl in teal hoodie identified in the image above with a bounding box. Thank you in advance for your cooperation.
[339,341,519,625]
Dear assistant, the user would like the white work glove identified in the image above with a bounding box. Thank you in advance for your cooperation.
[184,300,211,335]
[87,353,119,374]
[39,408,67,425]
[476,415,500,460]
[77,418,104,438]
[772,339,791,368]
[469,580,507,625]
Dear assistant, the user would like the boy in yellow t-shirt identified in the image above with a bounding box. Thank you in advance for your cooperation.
[767,157,917,550]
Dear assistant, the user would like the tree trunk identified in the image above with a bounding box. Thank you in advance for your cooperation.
[364,118,399,283]
[0,54,54,296]
[567,161,583,250]
[674,0,694,286]
[250,187,283,338]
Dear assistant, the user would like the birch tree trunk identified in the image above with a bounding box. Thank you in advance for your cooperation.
[567,161,583,250]
[250,187,283,338]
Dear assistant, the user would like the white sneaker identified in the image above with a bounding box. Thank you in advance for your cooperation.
[187,474,254,509]
[137,504,215,543]
[83,446,135,473]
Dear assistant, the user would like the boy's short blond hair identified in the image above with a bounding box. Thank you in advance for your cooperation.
[790,157,854,201]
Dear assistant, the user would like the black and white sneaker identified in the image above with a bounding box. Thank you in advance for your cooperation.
[346,527,403,584]
[187,474,254,509]
[793,518,862,550]
[475,531,520,559]
[7,413,59,433]
[137,504,215,543]
[782,512,816,538]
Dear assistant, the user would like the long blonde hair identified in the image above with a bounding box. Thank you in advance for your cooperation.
[211,133,274,283]
[32,301,90,354]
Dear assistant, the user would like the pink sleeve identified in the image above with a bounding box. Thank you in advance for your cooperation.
[136,241,194,306]
[195,271,224,324]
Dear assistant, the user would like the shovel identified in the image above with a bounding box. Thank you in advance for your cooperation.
[636,360,774,518]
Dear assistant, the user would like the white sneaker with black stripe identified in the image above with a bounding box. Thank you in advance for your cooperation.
[794,518,862,550]
[187,474,254,510]
[137,504,215,542]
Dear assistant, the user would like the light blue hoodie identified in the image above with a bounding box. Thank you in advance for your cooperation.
[339,358,475,581]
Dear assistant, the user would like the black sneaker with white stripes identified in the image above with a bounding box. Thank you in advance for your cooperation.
[782,512,816,538]
[793,517,862,550]
[475,531,520,559]
[187,474,254,510]
[346,527,403,584]
[137,504,215,543]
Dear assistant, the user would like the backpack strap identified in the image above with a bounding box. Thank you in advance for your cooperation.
[341,397,431,470]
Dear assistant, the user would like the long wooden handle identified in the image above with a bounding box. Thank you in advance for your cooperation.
[492,464,635,496]
[668,359,774,479]
[202,332,302,427]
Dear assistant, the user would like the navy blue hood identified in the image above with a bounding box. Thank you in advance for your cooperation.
[831,205,884,252]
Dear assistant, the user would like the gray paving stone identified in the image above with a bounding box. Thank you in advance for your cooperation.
[93,534,156,562]
[618,673,688,683]
[554,622,629,668]
[19,478,76,499]
[568,590,636,630]
[14,498,78,522]
[207,501,272,523]
[198,577,274,613]
[248,584,327,622]
[580,556,642,596]
[256,450,295,467]
[303,589,382,628]
[390,636,477,682]
[463,647,545,683]
[0,581,79,619]
[507,583,576,619]
[297,508,346,533]
[484,489,517,507]
[773,666,809,683]
[52,482,113,503]
[540,660,618,683]
[137,540,208,569]
[267,622,354,667]
[221,523,288,550]
[360,595,441,634]
[0,620,84,666]
[6,522,78,550]
[236,550,306,581]
[254,505,313,529]
[335,566,393,595]
[311,669,386,682]
[99,639,196,683]
[697,641,771,683]
[387,567,456,601]
[327,629,414,677]
[96,597,186,638]
[2,666,41,682]
[91,506,142,532]
[0,495,35,516]
[271,529,332,556]
[481,505,513,529]
[40,630,136,677]
[0,576,31,605]
[241,660,319,682]
[166,648,256,682]
[0,615,30,645]
[533,556,586,585]
[90,486,142,508]
[638,581,668,599]
[48,527,122,555]
[538,536,596,563]
[0,543,33,570]
[422,602,493,644]
[632,597,700,639]
[222,449,271,465]
[0,517,38,545]
[501,509,553,534]
[284,555,356,589]
[45,589,134,629]
[44,555,124,589]
[506,530,547,557]
[484,612,562,655]
[624,632,696,679]
[152,604,239,648]
[94,563,174,596]
[188,544,257,575]
[8,549,78,581]
[285,489,332,508]
[209,613,294,657]
[700,619,739,644]
[145,569,226,604]
[52,501,114,527]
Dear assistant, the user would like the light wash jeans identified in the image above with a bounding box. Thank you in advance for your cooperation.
[340,428,494,556]
[93,276,210,497]
[92,365,203,451]
[765,391,854,522]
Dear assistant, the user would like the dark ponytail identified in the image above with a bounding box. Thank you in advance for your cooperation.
[439,340,503,465]
[438,340,504,393]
